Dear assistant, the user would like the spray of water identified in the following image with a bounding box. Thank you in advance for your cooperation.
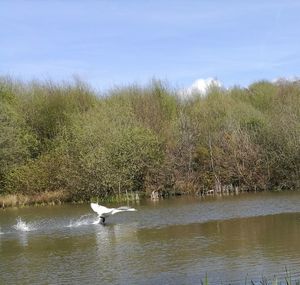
[10,214,100,233]
[13,217,36,232]
[68,214,100,227]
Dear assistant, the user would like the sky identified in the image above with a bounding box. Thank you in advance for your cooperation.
[1,0,300,92]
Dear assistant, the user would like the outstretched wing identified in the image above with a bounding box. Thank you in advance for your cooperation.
[90,203,109,216]
[111,206,137,214]
[117,206,137,211]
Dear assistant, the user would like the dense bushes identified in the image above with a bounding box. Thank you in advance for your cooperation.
[0,77,299,201]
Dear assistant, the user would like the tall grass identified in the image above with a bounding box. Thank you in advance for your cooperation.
[200,267,300,285]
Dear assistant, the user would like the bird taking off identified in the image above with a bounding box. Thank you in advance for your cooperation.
[90,203,137,224]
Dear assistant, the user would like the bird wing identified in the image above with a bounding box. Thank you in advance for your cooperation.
[117,206,137,211]
[112,206,137,215]
[90,203,110,216]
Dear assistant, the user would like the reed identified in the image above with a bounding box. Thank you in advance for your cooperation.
[91,191,141,204]
[0,190,70,208]
[200,269,300,285]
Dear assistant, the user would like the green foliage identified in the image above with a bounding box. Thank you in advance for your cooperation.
[67,116,163,200]
[21,80,97,150]
[0,80,38,192]
[247,80,278,111]
[0,78,299,201]
[5,151,68,195]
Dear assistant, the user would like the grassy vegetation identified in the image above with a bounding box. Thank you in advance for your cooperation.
[0,77,299,206]
[201,267,300,285]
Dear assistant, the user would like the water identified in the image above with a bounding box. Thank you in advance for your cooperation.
[1,192,300,284]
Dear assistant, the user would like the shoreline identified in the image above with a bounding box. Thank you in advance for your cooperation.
[0,190,71,209]
[0,190,143,208]
[0,188,291,209]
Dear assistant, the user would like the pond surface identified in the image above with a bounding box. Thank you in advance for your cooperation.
[1,192,300,284]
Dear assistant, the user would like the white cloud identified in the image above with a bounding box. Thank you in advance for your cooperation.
[271,76,300,84]
[179,77,222,98]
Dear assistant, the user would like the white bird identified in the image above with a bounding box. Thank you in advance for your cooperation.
[90,203,137,224]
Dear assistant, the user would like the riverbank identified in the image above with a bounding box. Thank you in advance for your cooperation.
[0,189,144,208]
[0,190,70,208]
[0,185,237,208]
[0,187,289,208]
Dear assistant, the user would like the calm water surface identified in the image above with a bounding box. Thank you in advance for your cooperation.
[1,192,300,284]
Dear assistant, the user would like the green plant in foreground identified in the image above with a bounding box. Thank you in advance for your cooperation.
[200,268,300,285]
[201,272,208,285]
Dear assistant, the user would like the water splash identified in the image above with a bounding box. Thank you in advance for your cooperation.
[13,217,36,232]
[92,217,101,225]
[68,214,100,228]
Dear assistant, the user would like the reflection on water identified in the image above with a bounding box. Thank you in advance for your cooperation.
[17,231,30,247]
[135,213,300,283]
[1,192,300,284]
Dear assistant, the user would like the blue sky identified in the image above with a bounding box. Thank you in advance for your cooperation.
[1,0,300,91]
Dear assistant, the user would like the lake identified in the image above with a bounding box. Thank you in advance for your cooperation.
[1,192,300,284]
